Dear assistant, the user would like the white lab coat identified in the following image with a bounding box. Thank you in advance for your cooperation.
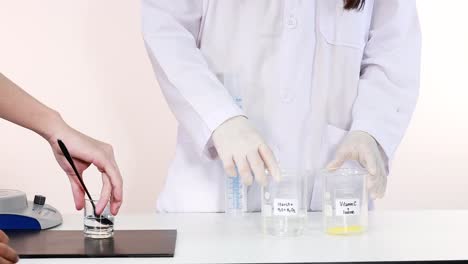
[142,0,421,212]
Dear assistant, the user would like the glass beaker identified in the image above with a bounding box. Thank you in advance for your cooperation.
[84,198,114,239]
[322,168,368,235]
[261,169,308,236]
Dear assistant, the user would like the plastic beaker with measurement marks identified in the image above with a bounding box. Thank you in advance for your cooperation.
[225,171,247,215]
[322,168,368,235]
[221,73,248,215]
[261,169,308,236]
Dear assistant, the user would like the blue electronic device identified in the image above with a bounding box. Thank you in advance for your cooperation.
[0,189,62,230]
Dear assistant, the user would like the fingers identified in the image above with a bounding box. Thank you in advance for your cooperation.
[68,176,85,210]
[234,156,253,185]
[367,175,377,200]
[368,175,380,200]
[362,149,378,197]
[223,144,277,187]
[94,147,123,215]
[328,145,387,200]
[222,155,237,177]
[376,174,387,199]
[0,244,18,263]
[360,150,377,176]
[95,172,112,215]
[326,148,349,171]
[105,166,123,215]
[0,232,8,244]
[324,131,388,200]
[259,144,281,182]
[106,160,123,215]
[0,257,15,264]
[58,154,87,211]
[247,151,267,186]
[368,159,387,200]
[0,233,17,263]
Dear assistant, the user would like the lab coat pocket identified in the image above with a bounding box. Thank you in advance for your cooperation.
[318,0,370,49]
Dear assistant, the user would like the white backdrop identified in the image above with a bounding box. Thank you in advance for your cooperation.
[0,0,467,214]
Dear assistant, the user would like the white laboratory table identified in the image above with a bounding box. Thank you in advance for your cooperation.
[19,210,468,263]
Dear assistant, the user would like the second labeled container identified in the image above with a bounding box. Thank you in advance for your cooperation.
[322,168,368,235]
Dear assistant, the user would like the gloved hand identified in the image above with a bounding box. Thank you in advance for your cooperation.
[326,131,387,199]
[212,116,280,186]
[0,230,19,263]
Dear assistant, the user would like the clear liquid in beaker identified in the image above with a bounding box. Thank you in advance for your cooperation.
[261,170,308,236]
[83,199,114,239]
[84,216,114,239]
[262,212,307,236]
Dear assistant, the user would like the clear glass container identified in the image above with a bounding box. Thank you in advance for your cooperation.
[84,198,114,239]
[322,168,368,235]
[261,169,308,236]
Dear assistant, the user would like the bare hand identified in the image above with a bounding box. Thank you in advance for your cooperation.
[47,125,123,215]
[0,231,18,264]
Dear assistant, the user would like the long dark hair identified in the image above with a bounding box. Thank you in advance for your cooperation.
[344,0,365,10]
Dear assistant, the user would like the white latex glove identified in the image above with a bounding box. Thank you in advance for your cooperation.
[212,116,281,186]
[326,131,387,199]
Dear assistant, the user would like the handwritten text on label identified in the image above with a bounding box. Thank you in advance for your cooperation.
[273,199,298,216]
[335,199,360,216]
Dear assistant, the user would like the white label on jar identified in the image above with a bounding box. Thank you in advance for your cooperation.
[335,199,360,216]
[273,199,298,216]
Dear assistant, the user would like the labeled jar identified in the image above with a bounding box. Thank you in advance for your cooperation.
[322,168,368,235]
[261,169,308,236]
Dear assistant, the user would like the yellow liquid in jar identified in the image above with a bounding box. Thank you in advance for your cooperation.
[326,225,365,235]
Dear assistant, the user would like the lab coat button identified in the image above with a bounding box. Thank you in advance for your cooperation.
[280,90,294,103]
[287,16,297,29]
